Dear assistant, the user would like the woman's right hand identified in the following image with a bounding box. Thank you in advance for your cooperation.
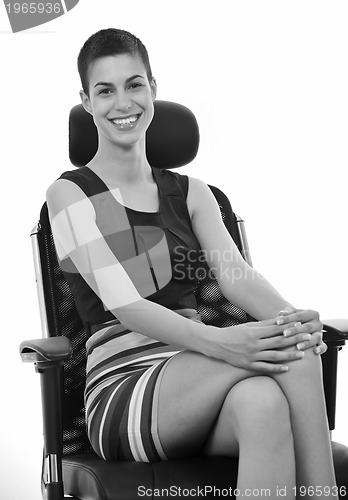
[209,319,312,373]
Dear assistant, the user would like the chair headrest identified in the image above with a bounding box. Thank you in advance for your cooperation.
[69,100,200,169]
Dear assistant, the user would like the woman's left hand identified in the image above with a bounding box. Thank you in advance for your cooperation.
[276,306,327,356]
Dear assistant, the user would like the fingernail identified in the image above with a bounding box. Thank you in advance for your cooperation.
[283,329,291,337]
[294,322,301,327]
[303,334,311,340]
[297,343,305,350]
[281,366,289,372]
[277,318,285,325]
[315,347,321,354]
[296,351,305,358]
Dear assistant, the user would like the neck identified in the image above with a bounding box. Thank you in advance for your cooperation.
[88,135,151,185]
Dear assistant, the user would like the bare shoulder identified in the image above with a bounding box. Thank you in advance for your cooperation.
[46,178,85,206]
[186,176,222,221]
[46,178,94,221]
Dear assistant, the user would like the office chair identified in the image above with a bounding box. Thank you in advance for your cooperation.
[20,101,348,500]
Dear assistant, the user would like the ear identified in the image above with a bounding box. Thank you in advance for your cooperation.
[150,78,157,101]
[79,90,93,115]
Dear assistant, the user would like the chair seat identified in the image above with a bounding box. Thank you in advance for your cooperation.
[63,443,348,500]
[63,454,238,500]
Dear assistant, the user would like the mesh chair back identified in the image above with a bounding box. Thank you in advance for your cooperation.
[195,186,249,328]
[37,183,249,457]
[39,203,92,456]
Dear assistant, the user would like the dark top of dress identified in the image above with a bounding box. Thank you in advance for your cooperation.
[57,166,202,335]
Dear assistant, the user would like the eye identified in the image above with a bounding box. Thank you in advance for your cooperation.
[98,88,113,95]
[128,82,143,90]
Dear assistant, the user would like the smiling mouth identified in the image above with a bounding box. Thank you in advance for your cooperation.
[109,114,141,128]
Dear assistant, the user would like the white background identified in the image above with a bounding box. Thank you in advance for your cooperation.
[1,1,347,498]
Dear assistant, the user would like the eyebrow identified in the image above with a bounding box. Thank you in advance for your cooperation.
[94,75,145,88]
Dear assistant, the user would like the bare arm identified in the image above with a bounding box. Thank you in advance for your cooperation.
[186,177,323,352]
[186,176,293,320]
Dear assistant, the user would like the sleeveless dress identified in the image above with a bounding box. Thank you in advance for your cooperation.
[58,166,203,462]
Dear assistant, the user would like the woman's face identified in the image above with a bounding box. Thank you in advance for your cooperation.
[81,53,157,148]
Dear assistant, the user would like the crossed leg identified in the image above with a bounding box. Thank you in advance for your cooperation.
[157,349,336,499]
[271,350,336,495]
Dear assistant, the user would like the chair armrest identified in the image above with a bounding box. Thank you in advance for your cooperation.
[322,319,348,348]
[323,319,348,339]
[320,320,346,431]
[19,336,71,499]
[20,337,72,363]
[320,321,346,431]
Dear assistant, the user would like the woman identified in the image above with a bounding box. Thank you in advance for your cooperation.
[46,28,337,498]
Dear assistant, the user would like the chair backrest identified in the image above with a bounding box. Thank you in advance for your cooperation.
[34,100,251,457]
[69,100,200,169]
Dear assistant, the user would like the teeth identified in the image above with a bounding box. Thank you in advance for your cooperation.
[112,115,138,126]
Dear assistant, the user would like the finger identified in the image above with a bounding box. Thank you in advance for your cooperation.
[258,317,284,327]
[276,314,301,326]
[259,349,305,363]
[282,320,322,338]
[281,321,303,334]
[257,321,308,338]
[257,324,290,338]
[276,309,320,326]
[296,331,322,351]
[314,341,327,356]
[261,332,312,350]
[257,315,302,327]
[278,306,297,316]
[250,361,290,374]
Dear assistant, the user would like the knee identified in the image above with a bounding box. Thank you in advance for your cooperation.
[292,348,322,377]
[226,377,291,435]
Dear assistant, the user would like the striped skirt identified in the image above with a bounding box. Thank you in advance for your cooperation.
[85,308,203,462]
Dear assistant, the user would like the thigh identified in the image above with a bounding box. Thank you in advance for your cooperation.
[156,349,256,458]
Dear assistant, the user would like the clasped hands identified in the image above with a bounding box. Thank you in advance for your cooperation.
[276,305,326,356]
[216,306,326,373]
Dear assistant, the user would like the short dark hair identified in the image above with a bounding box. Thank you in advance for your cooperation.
[77,28,153,96]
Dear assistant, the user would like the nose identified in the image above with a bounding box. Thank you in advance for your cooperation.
[114,90,131,112]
